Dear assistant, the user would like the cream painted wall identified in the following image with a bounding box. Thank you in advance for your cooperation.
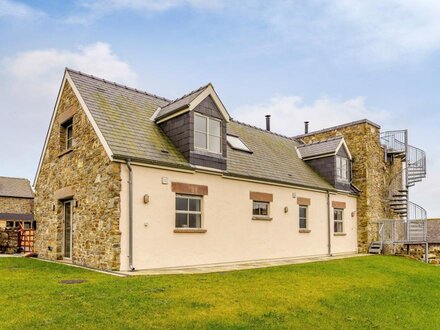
[120,164,358,271]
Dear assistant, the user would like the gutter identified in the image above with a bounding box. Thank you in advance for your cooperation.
[126,159,135,271]
[327,190,332,256]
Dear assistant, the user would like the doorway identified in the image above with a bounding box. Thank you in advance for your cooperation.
[63,200,73,259]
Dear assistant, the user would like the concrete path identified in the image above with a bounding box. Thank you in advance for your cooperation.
[120,253,371,276]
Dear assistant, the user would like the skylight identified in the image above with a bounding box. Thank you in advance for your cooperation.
[227,135,252,153]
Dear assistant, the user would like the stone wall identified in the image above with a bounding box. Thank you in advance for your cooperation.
[0,228,18,254]
[427,219,440,243]
[300,121,402,252]
[0,196,33,214]
[34,80,122,270]
[406,244,440,264]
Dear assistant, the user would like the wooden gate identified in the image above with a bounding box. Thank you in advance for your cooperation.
[18,227,35,252]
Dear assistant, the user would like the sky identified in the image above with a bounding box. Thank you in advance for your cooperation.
[0,0,439,216]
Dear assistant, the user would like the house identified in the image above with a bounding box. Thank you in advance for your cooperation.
[0,176,34,229]
[34,69,359,271]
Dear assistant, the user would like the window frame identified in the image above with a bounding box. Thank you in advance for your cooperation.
[299,205,308,229]
[252,200,271,220]
[65,122,73,150]
[336,156,349,182]
[175,194,203,229]
[194,112,222,154]
[334,208,344,233]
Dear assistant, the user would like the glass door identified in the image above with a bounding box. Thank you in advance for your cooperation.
[63,200,73,258]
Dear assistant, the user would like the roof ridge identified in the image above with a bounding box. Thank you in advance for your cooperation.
[297,136,343,147]
[293,119,380,139]
[66,67,172,102]
[163,83,210,107]
[231,119,295,141]
[0,176,30,181]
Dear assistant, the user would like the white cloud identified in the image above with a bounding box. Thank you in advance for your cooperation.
[2,42,137,98]
[259,0,440,63]
[233,94,389,137]
[80,0,223,12]
[67,0,224,24]
[0,42,136,180]
[0,0,44,19]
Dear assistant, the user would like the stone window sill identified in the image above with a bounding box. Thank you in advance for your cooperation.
[174,228,207,233]
[58,148,74,158]
[334,232,347,236]
[299,229,311,233]
[252,216,273,221]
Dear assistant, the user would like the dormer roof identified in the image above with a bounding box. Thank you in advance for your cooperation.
[296,136,352,160]
[154,83,230,123]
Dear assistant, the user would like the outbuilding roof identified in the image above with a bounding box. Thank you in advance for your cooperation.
[0,176,34,198]
[54,69,335,191]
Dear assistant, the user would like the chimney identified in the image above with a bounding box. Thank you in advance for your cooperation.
[265,115,271,131]
[304,121,309,134]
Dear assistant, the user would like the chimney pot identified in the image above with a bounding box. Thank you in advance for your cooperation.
[304,121,309,134]
[265,115,271,131]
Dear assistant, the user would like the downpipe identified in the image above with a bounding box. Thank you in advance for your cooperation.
[126,159,135,271]
[327,191,332,256]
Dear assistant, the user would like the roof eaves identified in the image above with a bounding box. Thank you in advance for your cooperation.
[223,172,335,193]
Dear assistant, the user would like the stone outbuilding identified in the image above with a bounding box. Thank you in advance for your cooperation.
[0,176,34,229]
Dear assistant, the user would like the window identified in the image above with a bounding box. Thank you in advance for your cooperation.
[334,208,344,233]
[299,205,308,229]
[194,113,221,154]
[175,195,202,228]
[227,135,252,153]
[66,122,73,149]
[5,220,34,229]
[336,156,349,181]
[253,201,269,216]
[60,118,73,151]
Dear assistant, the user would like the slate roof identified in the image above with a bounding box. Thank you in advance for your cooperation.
[296,136,343,159]
[155,84,210,121]
[67,69,334,191]
[0,176,34,198]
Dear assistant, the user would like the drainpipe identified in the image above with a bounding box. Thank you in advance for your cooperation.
[327,191,332,256]
[126,159,135,271]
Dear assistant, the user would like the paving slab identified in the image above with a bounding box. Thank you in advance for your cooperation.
[120,253,371,276]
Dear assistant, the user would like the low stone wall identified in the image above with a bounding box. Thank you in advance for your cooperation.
[0,228,18,254]
[406,244,440,264]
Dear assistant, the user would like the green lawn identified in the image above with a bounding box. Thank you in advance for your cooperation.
[0,256,439,329]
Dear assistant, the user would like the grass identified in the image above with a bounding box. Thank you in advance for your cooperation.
[0,256,439,329]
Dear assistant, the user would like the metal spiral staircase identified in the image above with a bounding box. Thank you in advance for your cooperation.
[369,130,427,255]
[380,130,427,220]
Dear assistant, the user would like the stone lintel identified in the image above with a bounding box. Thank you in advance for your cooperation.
[249,191,273,202]
[297,197,311,206]
[332,201,346,209]
[58,106,77,125]
[171,182,208,196]
[54,186,75,200]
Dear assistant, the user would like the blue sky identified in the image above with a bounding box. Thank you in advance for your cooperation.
[0,0,439,215]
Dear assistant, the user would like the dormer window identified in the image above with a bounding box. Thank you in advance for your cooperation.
[194,113,221,154]
[336,156,349,181]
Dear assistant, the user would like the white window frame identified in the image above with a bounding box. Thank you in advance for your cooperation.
[299,205,308,229]
[336,156,349,182]
[194,113,222,154]
[252,201,270,217]
[334,208,344,233]
[175,194,203,229]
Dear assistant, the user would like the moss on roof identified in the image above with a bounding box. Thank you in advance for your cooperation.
[68,69,333,191]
